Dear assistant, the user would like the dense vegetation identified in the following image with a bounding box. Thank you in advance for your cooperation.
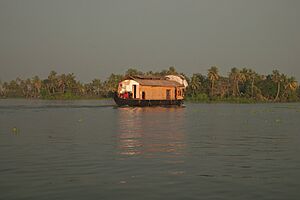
[0,67,299,102]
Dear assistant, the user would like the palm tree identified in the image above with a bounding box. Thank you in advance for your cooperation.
[281,76,298,100]
[8,80,19,97]
[214,76,230,98]
[229,68,239,97]
[240,68,259,98]
[23,79,32,98]
[1,82,8,97]
[189,74,202,95]
[16,77,24,97]
[48,70,58,94]
[167,66,178,75]
[248,69,257,98]
[16,77,22,86]
[91,79,103,96]
[104,73,124,97]
[32,76,41,98]
[271,70,283,101]
[125,68,143,77]
[66,73,77,93]
[145,70,154,76]
[0,81,4,97]
[57,74,66,94]
[285,77,298,91]
[208,66,220,97]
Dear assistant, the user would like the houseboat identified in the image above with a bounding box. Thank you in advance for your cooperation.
[114,75,188,107]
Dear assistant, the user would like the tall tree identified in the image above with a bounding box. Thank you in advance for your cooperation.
[189,73,202,95]
[167,66,178,75]
[282,76,298,101]
[32,76,41,98]
[0,81,4,97]
[91,79,103,96]
[240,68,259,98]
[125,68,143,77]
[207,66,220,97]
[48,70,58,94]
[285,77,298,91]
[229,68,242,97]
[271,70,283,101]
[24,79,32,98]
[104,73,124,97]
[58,74,66,94]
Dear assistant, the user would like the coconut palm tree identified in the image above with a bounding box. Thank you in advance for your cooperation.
[78,84,86,96]
[271,70,283,101]
[66,73,77,92]
[248,69,258,98]
[8,80,20,97]
[281,76,298,100]
[16,77,22,86]
[229,68,240,97]
[23,79,32,98]
[32,76,41,98]
[167,66,178,75]
[104,73,124,97]
[48,70,58,94]
[207,66,220,97]
[189,73,202,95]
[125,68,143,77]
[1,82,8,97]
[57,74,66,94]
[240,68,259,98]
[0,81,4,97]
[90,79,103,96]
[285,77,298,91]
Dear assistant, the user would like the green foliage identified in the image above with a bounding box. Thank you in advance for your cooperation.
[257,75,277,100]
[186,93,209,102]
[125,68,143,77]
[0,67,299,102]
[40,88,47,98]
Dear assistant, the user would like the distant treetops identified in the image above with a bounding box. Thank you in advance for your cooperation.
[0,66,299,102]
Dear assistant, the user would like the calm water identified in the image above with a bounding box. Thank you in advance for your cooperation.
[0,99,300,200]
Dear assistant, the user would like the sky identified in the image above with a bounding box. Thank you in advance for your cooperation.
[0,0,299,82]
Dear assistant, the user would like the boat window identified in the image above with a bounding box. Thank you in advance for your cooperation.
[142,91,146,100]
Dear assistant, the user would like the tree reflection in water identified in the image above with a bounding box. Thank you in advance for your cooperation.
[116,107,186,158]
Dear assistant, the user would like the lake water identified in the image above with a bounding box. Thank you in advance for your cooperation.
[0,99,300,200]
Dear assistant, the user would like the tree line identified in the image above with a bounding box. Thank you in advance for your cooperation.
[0,66,299,102]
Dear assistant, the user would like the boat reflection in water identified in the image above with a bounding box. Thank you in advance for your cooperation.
[116,107,186,158]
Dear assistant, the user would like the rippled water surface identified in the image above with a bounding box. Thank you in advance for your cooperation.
[0,99,300,200]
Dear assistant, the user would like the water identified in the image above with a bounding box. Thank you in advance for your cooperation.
[0,99,300,200]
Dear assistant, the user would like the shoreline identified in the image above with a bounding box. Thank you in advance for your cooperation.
[1,67,299,103]
[1,97,299,104]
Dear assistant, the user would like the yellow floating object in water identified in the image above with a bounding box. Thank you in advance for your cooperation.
[12,127,19,134]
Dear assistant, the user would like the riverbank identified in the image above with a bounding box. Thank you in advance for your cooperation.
[0,96,110,101]
[1,96,300,104]
[1,67,299,104]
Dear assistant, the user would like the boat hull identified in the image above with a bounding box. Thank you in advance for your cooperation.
[114,93,183,107]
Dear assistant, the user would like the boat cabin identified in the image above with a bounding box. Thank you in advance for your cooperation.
[117,75,188,101]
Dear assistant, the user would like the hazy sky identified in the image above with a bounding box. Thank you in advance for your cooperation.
[0,0,299,82]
